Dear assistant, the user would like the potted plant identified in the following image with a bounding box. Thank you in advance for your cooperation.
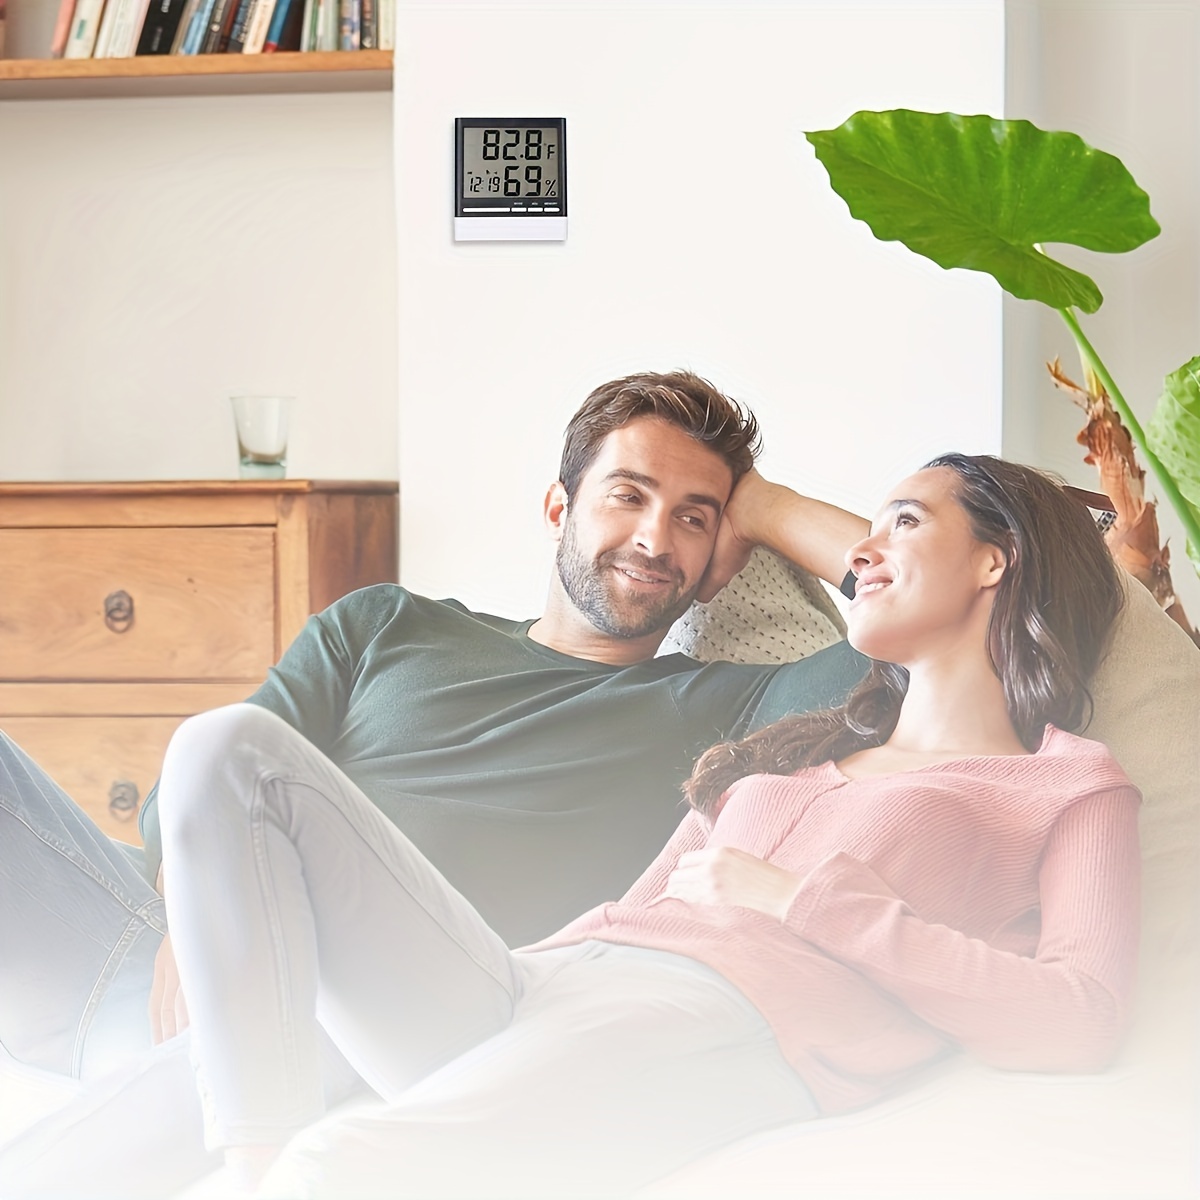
[805,109,1199,642]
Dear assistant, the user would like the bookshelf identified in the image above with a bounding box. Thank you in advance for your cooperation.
[0,48,394,99]
[0,4,399,490]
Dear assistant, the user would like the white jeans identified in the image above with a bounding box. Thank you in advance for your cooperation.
[158,704,815,1198]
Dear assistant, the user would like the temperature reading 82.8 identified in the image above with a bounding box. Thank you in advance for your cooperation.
[462,126,561,200]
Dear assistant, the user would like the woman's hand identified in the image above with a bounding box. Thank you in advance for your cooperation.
[663,846,803,921]
[149,934,190,1045]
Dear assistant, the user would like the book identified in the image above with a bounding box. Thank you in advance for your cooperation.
[91,0,125,55]
[242,0,276,52]
[377,0,392,50]
[313,0,334,51]
[108,0,151,54]
[177,0,216,53]
[298,0,316,50]
[94,0,151,56]
[337,0,358,51]
[217,0,244,48]
[0,0,6,58]
[135,0,189,53]
[261,0,288,51]
[224,0,256,51]
[263,0,302,50]
[50,0,78,57]
[198,0,237,51]
[168,0,200,50]
[63,0,106,56]
[359,0,374,49]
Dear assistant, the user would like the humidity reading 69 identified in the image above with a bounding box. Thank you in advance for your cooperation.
[461,126,561,200]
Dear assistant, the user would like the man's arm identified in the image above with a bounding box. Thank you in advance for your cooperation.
[697,469,868,602]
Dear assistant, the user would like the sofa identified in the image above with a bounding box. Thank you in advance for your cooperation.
[2,550,1197,1198]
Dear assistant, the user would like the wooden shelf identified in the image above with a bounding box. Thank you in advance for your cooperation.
[0,49,394,99]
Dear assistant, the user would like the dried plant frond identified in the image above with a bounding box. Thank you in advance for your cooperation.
[1049,359,1198,645]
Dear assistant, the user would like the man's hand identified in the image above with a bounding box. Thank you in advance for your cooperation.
[663,846,803,921]
[696,469,775,602]
[149,934,189,1045]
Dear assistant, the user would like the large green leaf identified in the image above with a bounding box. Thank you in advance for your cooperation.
[805,110,1160,313]
[1148,358,1200,567]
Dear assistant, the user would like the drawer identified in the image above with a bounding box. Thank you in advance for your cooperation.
[2,715,188,845]
[0,527,276,682]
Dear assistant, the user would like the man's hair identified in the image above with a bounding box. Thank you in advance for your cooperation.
[558,371,761,501]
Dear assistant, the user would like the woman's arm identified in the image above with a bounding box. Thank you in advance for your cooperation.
[617,809,711,906]
[784,786,1142,1072]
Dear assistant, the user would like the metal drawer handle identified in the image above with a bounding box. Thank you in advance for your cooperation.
[104,590,135,633]
[108,780,139,821]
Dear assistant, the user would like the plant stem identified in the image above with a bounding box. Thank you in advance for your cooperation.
[1057,305,1200,555]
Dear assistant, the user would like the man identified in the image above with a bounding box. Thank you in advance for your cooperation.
[1,370,867,1132]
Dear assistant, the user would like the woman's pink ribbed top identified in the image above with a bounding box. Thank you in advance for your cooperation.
[529,726,1141,1114]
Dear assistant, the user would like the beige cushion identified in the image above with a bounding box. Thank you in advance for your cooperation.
[1088,571,1200,1043]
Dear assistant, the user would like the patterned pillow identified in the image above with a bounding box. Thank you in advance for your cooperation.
[662,547,845,664]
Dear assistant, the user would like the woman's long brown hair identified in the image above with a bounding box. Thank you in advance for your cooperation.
[684,454,1126,819]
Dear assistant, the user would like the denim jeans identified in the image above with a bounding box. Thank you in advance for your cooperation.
[0,730,165,1081]
[0,728,220,1197]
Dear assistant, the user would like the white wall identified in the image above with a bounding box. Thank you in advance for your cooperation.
[0,90,398,482]
[5,3,1198,621]
[393,0,1006,616]
[1004,0,1200,616]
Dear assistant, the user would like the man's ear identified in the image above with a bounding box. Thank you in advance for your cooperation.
[544,481,569,543]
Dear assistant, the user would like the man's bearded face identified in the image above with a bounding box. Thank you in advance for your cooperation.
[555,509,700,640]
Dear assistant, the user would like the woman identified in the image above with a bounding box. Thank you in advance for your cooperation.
[158,453,1139,1198]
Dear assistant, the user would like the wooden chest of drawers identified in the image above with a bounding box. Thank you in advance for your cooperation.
[0,480,398,844]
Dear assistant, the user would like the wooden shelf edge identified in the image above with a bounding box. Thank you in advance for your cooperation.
[0,49,392,82]
[0,479,399,497]
[0,50,393,97]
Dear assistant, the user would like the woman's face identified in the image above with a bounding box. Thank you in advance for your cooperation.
[844,466,1007,665]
